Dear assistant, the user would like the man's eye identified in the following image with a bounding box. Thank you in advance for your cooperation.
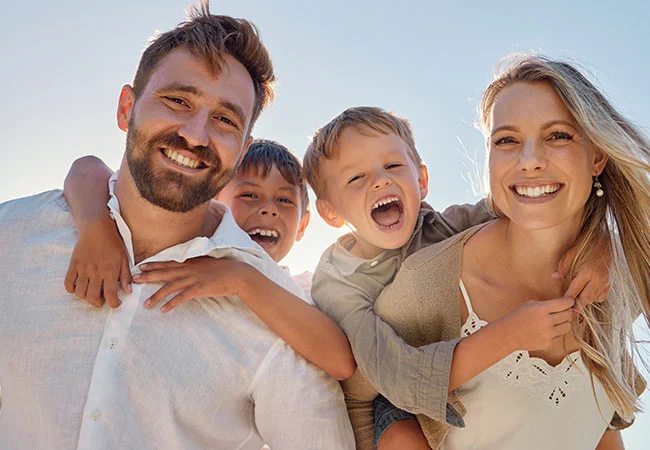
[217,116,237,127]
[165,97,187,106]
[386,163,403,169]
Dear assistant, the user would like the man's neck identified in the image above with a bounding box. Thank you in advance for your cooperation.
[114,168,220,264]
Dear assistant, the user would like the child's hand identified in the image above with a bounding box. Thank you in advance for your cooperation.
[64,216,132,308]
[501,297,575,352]
[134,257,249,313]
[553,238,612,313]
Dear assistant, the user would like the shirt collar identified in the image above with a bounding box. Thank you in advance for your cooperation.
[107,171,267,268]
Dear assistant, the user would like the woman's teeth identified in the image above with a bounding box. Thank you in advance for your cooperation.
[514,185,560,198]
[163,149,201,169]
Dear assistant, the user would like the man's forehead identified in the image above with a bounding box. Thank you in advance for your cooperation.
[142,48,255,120]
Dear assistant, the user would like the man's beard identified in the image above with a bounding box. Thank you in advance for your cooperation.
[125,126,236,213]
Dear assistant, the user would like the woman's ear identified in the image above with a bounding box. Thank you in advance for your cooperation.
[316,199,345,228]
[592,147,609,176]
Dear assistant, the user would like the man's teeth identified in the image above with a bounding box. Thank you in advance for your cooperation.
[248,228,279,238]
[514,185,560,198]
[163,149,201,169]
[372,196,399,210]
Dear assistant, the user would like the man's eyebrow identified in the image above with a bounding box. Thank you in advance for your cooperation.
[158,83,247,126]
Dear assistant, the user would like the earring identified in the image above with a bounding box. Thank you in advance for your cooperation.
[593,177,604,197]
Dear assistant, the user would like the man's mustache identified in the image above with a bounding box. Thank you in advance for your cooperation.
[153,133,221,169]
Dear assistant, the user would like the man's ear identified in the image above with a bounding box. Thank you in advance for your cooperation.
[418,164,429,200]
[295,210,311,242]
[592,147,608,176]
[117,85,135,132]
[316,199,345,228]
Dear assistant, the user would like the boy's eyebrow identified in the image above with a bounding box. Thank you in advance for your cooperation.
[237,180,298,193]
[157,83,247,125]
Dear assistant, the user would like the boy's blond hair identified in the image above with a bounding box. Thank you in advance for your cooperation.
[303,106,423,199]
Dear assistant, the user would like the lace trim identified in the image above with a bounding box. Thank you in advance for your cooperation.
[461,312,583,409]
[489,350,583,408]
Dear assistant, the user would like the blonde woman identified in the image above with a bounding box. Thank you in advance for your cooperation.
[373,55,649,449]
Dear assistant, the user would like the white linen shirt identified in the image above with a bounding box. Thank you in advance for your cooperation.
[0,174,353,450]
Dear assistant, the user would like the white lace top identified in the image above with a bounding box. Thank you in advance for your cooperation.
[442,280,616,450]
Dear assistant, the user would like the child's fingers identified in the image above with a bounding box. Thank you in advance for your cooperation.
[103,280,122,309]
[86,277,104,308]
[160,289,196,313]
[563,273,588,300]
[133,268,184,284]
[551,309,574,325]
[546,297,575,312]
[120,259,133,294]
[73,275,90,304]
[64,265,78,294]
[144,279,192,309]
[139,261,185,271]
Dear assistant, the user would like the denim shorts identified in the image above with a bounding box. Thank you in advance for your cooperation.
[373,394,416,449]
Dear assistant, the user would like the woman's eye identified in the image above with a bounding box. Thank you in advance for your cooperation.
[549,132,574,141]
[494,136,517,145]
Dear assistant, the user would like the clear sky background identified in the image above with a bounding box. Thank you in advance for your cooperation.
[1,0,648,446]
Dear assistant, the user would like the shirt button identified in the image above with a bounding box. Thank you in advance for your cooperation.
[370,260,379,267]
[91,409,102,421]
[108,338,117,349]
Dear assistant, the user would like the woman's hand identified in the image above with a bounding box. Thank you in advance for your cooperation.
[64,216,132,308]
[134,257,248,313]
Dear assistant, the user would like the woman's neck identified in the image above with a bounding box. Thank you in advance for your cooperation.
[498,218,580,293]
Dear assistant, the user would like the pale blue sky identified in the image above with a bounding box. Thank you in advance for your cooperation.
[1,1,648,446]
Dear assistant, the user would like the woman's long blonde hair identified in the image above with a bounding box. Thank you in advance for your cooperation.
[479,54,650,423]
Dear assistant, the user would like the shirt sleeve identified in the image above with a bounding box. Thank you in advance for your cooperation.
[252,339,355,450]
[312,265,464,427]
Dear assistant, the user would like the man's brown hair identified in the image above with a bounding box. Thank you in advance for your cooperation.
[132,1,275,129]
[303,106,423,199]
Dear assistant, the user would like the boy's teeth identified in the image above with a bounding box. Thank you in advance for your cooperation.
[514,184,560,198]
[248,228,279,238]
[163,148,201,169]
[372,196,399,210]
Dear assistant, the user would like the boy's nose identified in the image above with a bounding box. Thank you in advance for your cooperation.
[259,201,279,217]
[372,177,392,190]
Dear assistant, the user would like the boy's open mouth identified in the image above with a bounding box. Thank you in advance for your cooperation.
[370,196,404,228]
[247,227,280,247]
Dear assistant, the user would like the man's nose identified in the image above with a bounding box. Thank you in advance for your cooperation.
[178,110,211,149]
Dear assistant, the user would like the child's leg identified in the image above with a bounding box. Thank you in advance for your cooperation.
[373,394,430,450]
